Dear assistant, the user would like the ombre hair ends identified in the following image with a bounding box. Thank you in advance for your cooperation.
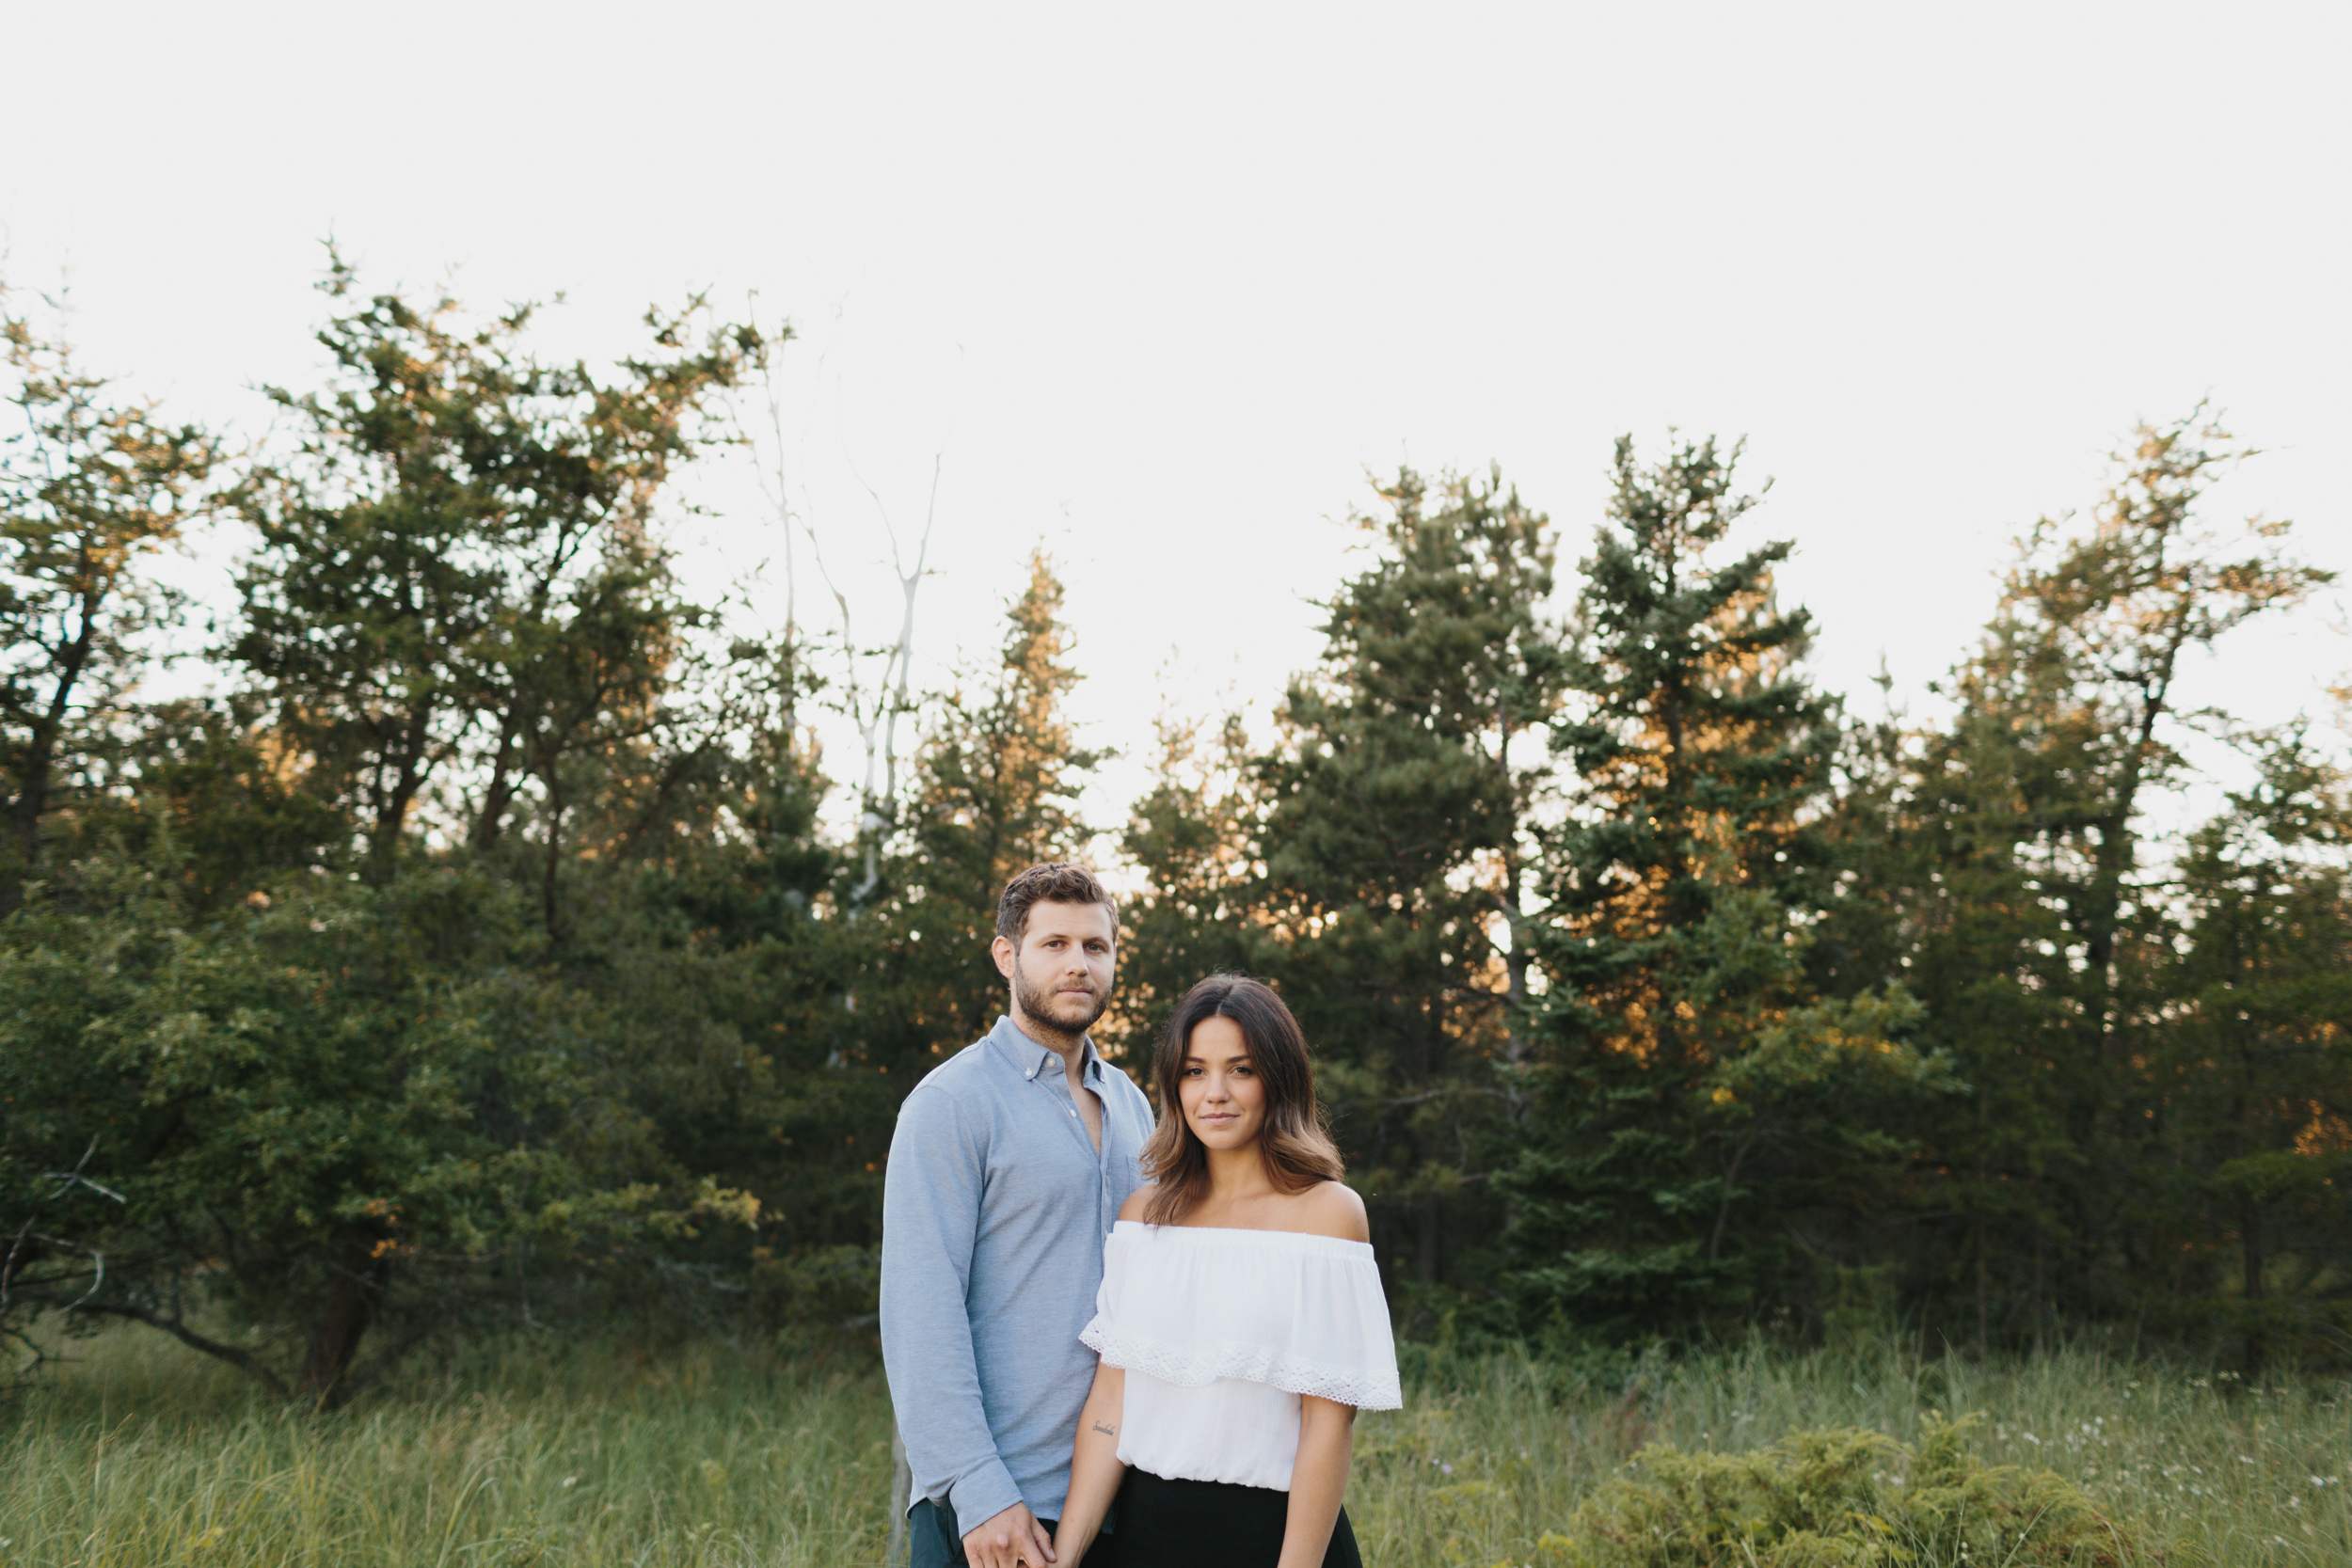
[1139,974,1344,1226]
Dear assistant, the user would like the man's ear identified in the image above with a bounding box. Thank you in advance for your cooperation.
[991,933,1017,981]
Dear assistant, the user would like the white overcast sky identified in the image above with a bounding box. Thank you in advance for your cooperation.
[4,2,2347,835]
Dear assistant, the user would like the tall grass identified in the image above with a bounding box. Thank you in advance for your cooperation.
[1354,1339,2351,1566]
[1,1330,895,1566]
[3,1327,2345,1566]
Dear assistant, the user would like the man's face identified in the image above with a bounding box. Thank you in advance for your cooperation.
[993,899,1117,1038]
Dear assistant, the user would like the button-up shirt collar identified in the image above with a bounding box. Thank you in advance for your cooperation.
[992,1022,1105,1086]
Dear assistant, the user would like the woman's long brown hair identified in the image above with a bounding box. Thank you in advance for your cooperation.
[1140,974,1344,1226]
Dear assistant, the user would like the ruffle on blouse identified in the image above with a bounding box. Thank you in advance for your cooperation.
[1079,1220,1403,1411]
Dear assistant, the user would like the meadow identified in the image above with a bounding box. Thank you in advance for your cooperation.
[3,1327,2346,1568]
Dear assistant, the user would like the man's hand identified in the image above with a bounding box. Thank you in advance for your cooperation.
[962,1500,1057,1568]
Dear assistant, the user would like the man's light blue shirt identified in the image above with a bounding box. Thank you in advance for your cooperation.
[881,1014,1154,1528]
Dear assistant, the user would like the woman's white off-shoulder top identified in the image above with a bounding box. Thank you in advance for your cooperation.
[1079,1220,1402,1493]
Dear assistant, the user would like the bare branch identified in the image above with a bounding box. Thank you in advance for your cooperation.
[66,1300,289,1399]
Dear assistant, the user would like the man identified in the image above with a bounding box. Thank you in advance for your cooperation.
[882,863,1155,1568]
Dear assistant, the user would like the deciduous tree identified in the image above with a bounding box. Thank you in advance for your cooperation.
[0,287,219,907]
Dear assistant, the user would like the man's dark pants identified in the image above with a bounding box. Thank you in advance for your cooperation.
[909,1498,1109,1567]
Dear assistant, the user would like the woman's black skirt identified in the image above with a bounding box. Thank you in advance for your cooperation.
[1097,1467,1362,1568]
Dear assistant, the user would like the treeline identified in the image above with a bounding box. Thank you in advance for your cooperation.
[2,266,2346,1407]
[1122,450,2348,1367]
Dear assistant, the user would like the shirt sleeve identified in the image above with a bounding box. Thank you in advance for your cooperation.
[880,1082,1025,1529]
[1078,1229,1125,1345]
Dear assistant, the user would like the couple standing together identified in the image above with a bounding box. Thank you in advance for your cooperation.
[882,863,1401,1568]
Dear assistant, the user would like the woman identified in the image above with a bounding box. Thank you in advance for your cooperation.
[1050,974,1400,1568]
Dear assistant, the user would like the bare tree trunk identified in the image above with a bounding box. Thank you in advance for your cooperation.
[2030,1217,2045,1357]
[2,622,94,912]
[1494,705,1533,1081]
[1976,1214,1990,1358]
[1707,1127,1763,1264]
[297,1243,379,1410]
[2241,1196,2267,1377]
[541,780,565,937]
[1975,1111,1990,1356]
[471,716,527,852]
[366,712,436,883]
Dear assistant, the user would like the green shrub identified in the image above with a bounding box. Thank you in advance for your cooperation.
[753,1242,882,1359]
[1549,1415,2150,1568]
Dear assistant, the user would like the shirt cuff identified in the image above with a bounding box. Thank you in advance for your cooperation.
[946,1461,1025,1535]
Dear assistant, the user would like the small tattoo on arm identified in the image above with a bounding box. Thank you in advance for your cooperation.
[1091,1421,1117,1437]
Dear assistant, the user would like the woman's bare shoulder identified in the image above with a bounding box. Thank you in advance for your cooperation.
[1283,1180,1369,1242]
[1118,1184,1156,1223]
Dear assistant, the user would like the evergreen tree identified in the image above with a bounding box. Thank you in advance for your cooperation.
[2144,731,2352,1363]
[885,547,1104,1051]
[1112,708,1261,1074]
[1251,467,1565,1307]
[548,635,860,1290]
[1816,413,2330,1348]
[1509,436,1944,1337]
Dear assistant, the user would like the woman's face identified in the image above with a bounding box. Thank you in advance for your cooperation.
[1178,1015,1266,1153]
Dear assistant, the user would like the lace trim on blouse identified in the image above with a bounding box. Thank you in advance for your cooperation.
[1078,1220,1404,1412]
[1080,1323,1402,1408]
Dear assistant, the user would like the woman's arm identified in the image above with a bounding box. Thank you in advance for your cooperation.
[1279,1394,1356,1568]
[1051,1359,1128,1563]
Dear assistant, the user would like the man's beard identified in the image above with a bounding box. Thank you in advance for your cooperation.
[1013,955,1110,1038]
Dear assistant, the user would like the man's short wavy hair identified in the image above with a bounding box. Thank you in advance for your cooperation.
[995,863,1119,947]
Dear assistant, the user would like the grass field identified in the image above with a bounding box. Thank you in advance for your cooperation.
[3,1326,2346,1566]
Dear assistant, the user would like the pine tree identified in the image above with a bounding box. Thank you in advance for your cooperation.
[2143,731,2352,1364]
[1816,412,2331,1348]
[1252,467,1565,1309]
[1508,436,1942,1338]
[1112,709,1262,1073]
[872,549,1104,1060]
